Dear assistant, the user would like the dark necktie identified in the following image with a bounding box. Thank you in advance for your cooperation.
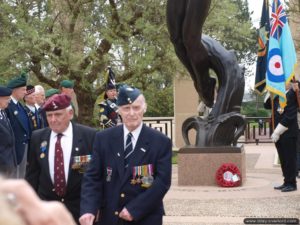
[54,133,66,196]
[124,133,133,169]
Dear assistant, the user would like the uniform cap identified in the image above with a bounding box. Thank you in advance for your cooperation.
[116,85,141,106]
[45,88,60,98]
[25,85,35,96]
[0,86,12,97]
[105,67,116,90]
[43,94,71,111]
[7,71,28,89]
[60,80,74,88]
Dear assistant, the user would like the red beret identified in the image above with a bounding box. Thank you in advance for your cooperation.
[43,94,71,111]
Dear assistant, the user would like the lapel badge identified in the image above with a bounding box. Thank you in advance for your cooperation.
[40,153,45,159]
[140,148,146,153]
[14,110,18,115]
[106,167,112,182]
[117,152,120,157]
[75,147,79,151]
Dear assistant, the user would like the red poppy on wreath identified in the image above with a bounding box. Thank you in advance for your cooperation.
[215,163,242,187]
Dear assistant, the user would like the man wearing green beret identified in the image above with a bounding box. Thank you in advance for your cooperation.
[5,71,31,178]
[45,88,60,99]
[60,80,79,118]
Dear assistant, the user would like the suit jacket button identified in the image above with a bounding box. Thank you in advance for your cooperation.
[61,198,64,202]
[120,193,125,198]
[52,188,55,192]
[114,211,118,216]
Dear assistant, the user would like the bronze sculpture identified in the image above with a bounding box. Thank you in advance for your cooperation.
[166,0,245,147]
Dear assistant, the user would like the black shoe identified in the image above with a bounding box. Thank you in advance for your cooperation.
[274,184,286,190]
[281,186,297,192]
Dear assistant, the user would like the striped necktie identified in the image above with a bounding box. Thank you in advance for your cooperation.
[124,133,133,169]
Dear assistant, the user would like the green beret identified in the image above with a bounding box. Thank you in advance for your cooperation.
[7,71,28,89]
[60,80,74,88]
[45,88,60,98]
[117,85,141,106]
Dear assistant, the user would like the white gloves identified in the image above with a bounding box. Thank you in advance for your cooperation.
[271,123,288,142]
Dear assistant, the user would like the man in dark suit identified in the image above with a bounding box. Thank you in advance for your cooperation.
[0,86,17,178]
[264,82,298,192]
[26,94,97,223]
[80,85,172,225]
[6,71,31,178]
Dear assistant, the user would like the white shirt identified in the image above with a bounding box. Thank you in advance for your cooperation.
[48,122,73,183]
[10,96,18,104]
[123,123,143,151]
[26,104,36,113]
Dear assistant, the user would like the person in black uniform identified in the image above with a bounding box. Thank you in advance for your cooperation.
[98,68,120,129]
[24,85,42,131]
[0,86,17,178]
[25,94,97,223]
[264,82,298,192]
[80,85,172,225]
[6,71,31,178]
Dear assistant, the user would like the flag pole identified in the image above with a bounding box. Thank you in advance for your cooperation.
[271,93,275,132]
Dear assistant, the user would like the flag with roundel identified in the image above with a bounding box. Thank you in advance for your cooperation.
[266,0,297,109]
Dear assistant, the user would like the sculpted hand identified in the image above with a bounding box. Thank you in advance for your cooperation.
[119,207,133,221]
[79,213,95,225]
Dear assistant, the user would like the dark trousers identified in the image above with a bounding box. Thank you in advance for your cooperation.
[275,135,297,186]
[297,130,300,172]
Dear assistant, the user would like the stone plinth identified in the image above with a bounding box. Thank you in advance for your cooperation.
[178,145,246,186]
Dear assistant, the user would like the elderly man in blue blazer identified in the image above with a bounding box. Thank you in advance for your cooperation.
[0,86,17,178]
[80,85,172,225]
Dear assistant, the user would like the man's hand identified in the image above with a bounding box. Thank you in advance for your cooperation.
[119,207,133,221]
[271,132,280,143]
[0,179,76,225]
[271,123,288,143]
[79,213,95,225]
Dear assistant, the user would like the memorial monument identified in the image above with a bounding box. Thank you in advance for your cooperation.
[167,0,246,186]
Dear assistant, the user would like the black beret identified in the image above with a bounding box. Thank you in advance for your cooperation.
[7,71,28,89]
[0,86,12,97]
[25,85,35,96]
[43,94,71,111]
[116,85,141,106]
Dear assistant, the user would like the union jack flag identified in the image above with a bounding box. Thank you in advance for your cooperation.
[270,1,287,39]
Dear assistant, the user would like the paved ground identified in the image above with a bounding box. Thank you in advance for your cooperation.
[163,143,300,225]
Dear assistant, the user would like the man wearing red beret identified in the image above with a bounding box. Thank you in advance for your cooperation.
[26,94,97,223]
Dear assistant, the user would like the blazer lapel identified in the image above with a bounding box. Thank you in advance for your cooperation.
[66,123,81,190]
[111,126,125,180]
[39,128,52,183]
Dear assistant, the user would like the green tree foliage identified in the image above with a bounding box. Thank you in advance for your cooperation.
[0,0,256,124]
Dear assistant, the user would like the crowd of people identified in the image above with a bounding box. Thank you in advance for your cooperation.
[0,70,172,225]
[1,69,300,225]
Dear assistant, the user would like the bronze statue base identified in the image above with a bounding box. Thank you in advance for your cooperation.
[178,145,246,186]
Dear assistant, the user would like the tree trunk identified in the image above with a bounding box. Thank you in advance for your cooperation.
[75,89,97,127]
